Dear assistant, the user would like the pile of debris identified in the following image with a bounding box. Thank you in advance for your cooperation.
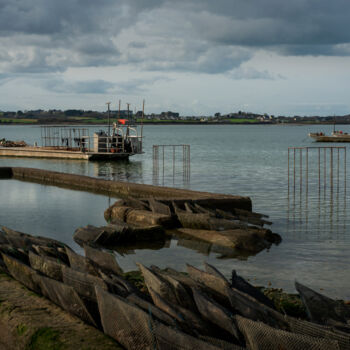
[74,197,281,254]
[0,226,349,350]
[0,138,27,147]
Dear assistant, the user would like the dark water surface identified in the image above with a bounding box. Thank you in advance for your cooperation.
[0,124,349,298]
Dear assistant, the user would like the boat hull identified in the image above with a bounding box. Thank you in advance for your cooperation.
[0,147,132,161]
[308,134,350,142]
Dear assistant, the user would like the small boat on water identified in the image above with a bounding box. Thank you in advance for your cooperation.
[309,128,350,142]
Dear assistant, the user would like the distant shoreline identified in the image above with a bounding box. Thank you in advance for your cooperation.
[1,121,349,126]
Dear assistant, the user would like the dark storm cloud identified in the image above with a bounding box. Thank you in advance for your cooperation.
[0,0,349,75]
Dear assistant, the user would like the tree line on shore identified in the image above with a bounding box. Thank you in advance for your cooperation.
[1,108,350,125]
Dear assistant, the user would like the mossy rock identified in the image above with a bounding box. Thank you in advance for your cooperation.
[261,288,307,318]
[123,270,147,293]
[16,323,27,336]
[26,327,64,350]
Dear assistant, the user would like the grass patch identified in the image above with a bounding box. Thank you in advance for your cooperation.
[0,118,37,123]
[226,118,260,123]
[26,328,63,350]
[17,324,27,336]
[123,270,147,293]
[262,288,307,318]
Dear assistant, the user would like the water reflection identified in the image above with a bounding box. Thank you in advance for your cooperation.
[92,232,258,262]
[175,236,253,260]
[287,146,347,239]
[91,160,144,182]
[109,238,171,256]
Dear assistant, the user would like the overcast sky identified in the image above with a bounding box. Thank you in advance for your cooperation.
[1,0,350,116]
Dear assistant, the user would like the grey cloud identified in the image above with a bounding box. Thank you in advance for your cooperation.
[43,76,171,95]
[128,41,147,49]
[0,0,349,76]
[45,79,115,94]
[143,46,252,74]
[229,67,280,80]
[113,76,172,95]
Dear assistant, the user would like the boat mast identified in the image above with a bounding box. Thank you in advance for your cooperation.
[106,101,111,137]
[141,99,145,152]
[106,101,111,152]
[126,103,130,136]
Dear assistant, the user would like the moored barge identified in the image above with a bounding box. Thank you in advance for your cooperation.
[0,121,143,161]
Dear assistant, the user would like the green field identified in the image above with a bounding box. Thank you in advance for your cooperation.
[226,118,260,123]
[0,118,38,123]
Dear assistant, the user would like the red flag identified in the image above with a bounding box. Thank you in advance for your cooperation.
[118,119,126,125]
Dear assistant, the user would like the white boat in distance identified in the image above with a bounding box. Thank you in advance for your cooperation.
[309,129,350,142]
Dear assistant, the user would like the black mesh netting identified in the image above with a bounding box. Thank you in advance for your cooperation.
[29,251,64,281]
[33,273,97,326]
[84,244,123,276]
[2,253,41,293]
[287,316,350,350]
[62,266,107,302]
[235,314,340,350]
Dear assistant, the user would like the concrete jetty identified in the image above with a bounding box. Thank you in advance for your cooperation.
[0,167,252,211]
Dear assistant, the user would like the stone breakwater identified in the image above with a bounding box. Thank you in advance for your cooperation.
[0,227,349,350]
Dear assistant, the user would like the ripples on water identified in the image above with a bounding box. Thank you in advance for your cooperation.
[0,124,349,298]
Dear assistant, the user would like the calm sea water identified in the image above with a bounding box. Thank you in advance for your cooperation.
[0,124,349,298]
